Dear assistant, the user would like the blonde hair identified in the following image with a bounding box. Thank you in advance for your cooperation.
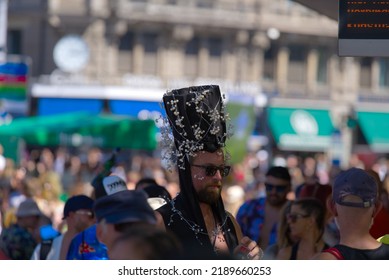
[277,200,294,249]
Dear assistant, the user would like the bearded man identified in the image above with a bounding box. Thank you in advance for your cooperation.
[156,85,262,260]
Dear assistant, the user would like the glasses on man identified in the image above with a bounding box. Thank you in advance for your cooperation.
[286,213,310,223]
[191,164,231,177]
[265,183,288,193]
[75,210,94,218]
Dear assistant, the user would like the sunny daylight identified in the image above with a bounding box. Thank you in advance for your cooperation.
[0,0,388,266]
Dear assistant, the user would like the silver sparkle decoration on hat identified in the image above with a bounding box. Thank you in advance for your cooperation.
[159,85,233,171]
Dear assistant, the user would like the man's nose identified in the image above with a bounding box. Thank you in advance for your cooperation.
[269,186,277,194]
[213,169,223,179]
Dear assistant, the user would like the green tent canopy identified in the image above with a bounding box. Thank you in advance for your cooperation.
[267,107,334,151]
[0,112,157,151]
[357,111,389,152]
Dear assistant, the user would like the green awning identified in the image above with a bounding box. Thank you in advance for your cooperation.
[267,107,335,151]
[0,112,157,151]
[357,111,389,152]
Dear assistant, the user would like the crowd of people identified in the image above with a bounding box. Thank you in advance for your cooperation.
[0,85,388,260]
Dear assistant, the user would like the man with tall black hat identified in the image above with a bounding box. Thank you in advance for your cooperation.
[156,85,262,259]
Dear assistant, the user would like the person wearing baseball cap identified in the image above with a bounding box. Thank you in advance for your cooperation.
[316,167,389,259]
[66,173,132,260]
[30,195,95,260]
[94,189,157,257]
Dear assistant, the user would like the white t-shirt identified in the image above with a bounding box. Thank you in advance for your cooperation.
[31,235,64,260]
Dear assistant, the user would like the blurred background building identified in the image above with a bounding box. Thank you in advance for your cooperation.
[2,0,389,169]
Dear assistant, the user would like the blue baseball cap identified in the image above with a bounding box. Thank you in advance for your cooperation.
[333,167,378,208]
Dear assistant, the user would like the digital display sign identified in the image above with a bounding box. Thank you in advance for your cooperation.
[339,1,389,56]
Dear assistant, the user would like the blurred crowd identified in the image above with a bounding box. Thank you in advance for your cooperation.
[0,143,388,260]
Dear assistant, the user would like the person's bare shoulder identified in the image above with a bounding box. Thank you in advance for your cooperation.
[313,252,337,260]
[276,246,292,260]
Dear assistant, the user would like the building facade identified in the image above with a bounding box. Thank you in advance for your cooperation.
[5,0,389,167]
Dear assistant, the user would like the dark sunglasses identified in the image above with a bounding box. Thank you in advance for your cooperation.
[191,164,231,177]
[265,183,288,193]
[75,210,94,218]
[287,213,310,223]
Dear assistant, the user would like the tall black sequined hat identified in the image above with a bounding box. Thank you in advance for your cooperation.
[161,85,230,169]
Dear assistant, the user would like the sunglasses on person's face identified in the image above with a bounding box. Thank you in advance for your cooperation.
[191,164,231,177]
[265,183,288,193]
[286,213,310,223]
[75,210,94,218]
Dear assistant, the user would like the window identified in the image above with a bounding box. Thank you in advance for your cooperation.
[264,44,277,81]
[288,44,306,83]
[197,0,213,8]
[185,37,200,56]
[7,30,22,54]
[142,33,158,75]
[119,31,134,51]
[118,31,134,72]
[184,37,200,78]
[208,38,222,78]
[360,57,372,88]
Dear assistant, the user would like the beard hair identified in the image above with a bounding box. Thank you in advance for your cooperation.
[197,186,222,205]
[267,195,286,207]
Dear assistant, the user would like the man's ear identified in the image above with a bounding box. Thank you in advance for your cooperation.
[373,200,383,217]
[327,198,338,216]
[96,222,103,242]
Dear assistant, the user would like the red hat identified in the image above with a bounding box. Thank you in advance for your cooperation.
[299,182,332,207]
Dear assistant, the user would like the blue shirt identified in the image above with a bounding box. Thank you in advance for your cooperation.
[236,197,277,246]
[66,224,108,260]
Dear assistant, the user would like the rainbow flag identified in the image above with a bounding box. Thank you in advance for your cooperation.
[0,62,28,101]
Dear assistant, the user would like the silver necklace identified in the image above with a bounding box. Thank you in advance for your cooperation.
[166,195,231,250]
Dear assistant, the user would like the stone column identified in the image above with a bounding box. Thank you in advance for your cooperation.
[198,36,209,77]
[306,48,319,94]
[371,58,380,93]
[235,30,249,84]
[132,31,143,75]
[84,20,106,82]
[161,25,193,85]
[250,31,269,84]
[276,47,289,96]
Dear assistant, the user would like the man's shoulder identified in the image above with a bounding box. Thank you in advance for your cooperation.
[238,197,266,210]
[72,224,97,243]
[1,224,32,241]
[322,243,389,260]
[313,251,338,260]
[67,224,108,260]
